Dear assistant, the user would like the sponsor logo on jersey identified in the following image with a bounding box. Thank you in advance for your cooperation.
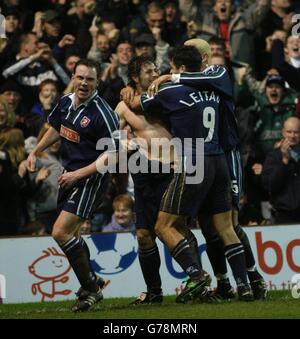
[60,125,80,143]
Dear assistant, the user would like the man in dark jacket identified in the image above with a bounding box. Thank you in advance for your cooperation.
[179,0,271,67]
[262,116,300,223]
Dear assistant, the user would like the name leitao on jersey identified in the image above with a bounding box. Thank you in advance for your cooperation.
[179,90,220,107]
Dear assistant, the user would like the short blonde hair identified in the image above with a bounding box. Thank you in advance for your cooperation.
[184,38,212,65]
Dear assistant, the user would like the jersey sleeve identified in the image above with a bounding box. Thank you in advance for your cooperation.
[95,97,120,152]
[218,98,240,151]
[173,65,233,98]
[140,93,155,111]
[47,101,61,132]
[140,93,164,115]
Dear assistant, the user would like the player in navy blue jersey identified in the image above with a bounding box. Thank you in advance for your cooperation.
[27,59,119,312]
[117,56,210,304]
[148,40,267,300]
[130,45,253,302]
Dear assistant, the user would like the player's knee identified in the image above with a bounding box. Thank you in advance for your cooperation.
[52,229,69,245]
[217,227,240,246]
[203,230,219,244]
[137,229,155,249]
[154,221,169,239]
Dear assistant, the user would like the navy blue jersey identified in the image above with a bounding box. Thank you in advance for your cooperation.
[176,66,240,151]
[48,91,119,172]
[141,83,224,158]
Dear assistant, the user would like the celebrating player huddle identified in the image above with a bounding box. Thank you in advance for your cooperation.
[27,40,267,312]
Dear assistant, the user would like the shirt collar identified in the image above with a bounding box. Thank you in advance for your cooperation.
[70,91,98,109]
[290,57,300,69]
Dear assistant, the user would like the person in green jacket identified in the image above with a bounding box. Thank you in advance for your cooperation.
[253,74,297,162]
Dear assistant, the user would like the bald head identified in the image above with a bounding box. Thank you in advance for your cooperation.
[184,38,212,69]
[282,116,300,146]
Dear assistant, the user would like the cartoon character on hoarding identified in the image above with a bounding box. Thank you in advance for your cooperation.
[28,247,72,301]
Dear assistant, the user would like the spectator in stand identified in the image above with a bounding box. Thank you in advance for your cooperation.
[238,72,297,222]
[123,1,168,46]
[255,0,293,76]
[102,194,135,233]
[272,35,300,91]
[252,74,297,162]
[101,41,134,85]
[0,8,21,77]
[260,0,294,39]
[64,53,81,76]
[90,172,130,232]
[0,95,16,133]
[31,79,59,135]
[98,17,120,51]
[254,29,288,77]
[4,7,21,40]
[79,220,92,235]
[0,79,40,138]
[99,41,134,108]
[2,32,69,109]
[0,0,33,33]
[64,0,97,56]
[163,0,187,46]
[87,17,112,71]
[0,124,26,236]
[62,53,81,95]
[96,0,132,29]
[22,123,62,234]
[32,9,77,63]
[134,33,170,74]
[208,36,226,57]
[32,10,64,48]
[179,0,271,67]
[262,116,300,223]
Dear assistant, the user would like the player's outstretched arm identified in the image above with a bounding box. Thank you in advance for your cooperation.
[27,126,60,172]
[148,74,172,97]
[58,151,119,189]
[172,65,233,97]
[115,101,145,131]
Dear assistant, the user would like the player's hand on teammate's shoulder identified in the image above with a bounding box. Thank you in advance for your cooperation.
[148,74,171,97]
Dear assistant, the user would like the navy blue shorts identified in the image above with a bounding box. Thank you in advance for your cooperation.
[160,155,232,216]
[132,170,172,230]
[57,173,108,220]
[225,148,243,209]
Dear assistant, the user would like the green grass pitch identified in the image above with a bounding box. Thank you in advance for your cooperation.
[0,291,299,319]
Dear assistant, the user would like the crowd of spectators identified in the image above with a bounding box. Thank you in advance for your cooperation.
[1,0,300,236]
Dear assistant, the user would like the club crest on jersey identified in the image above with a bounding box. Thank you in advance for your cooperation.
[80,116,91,128]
